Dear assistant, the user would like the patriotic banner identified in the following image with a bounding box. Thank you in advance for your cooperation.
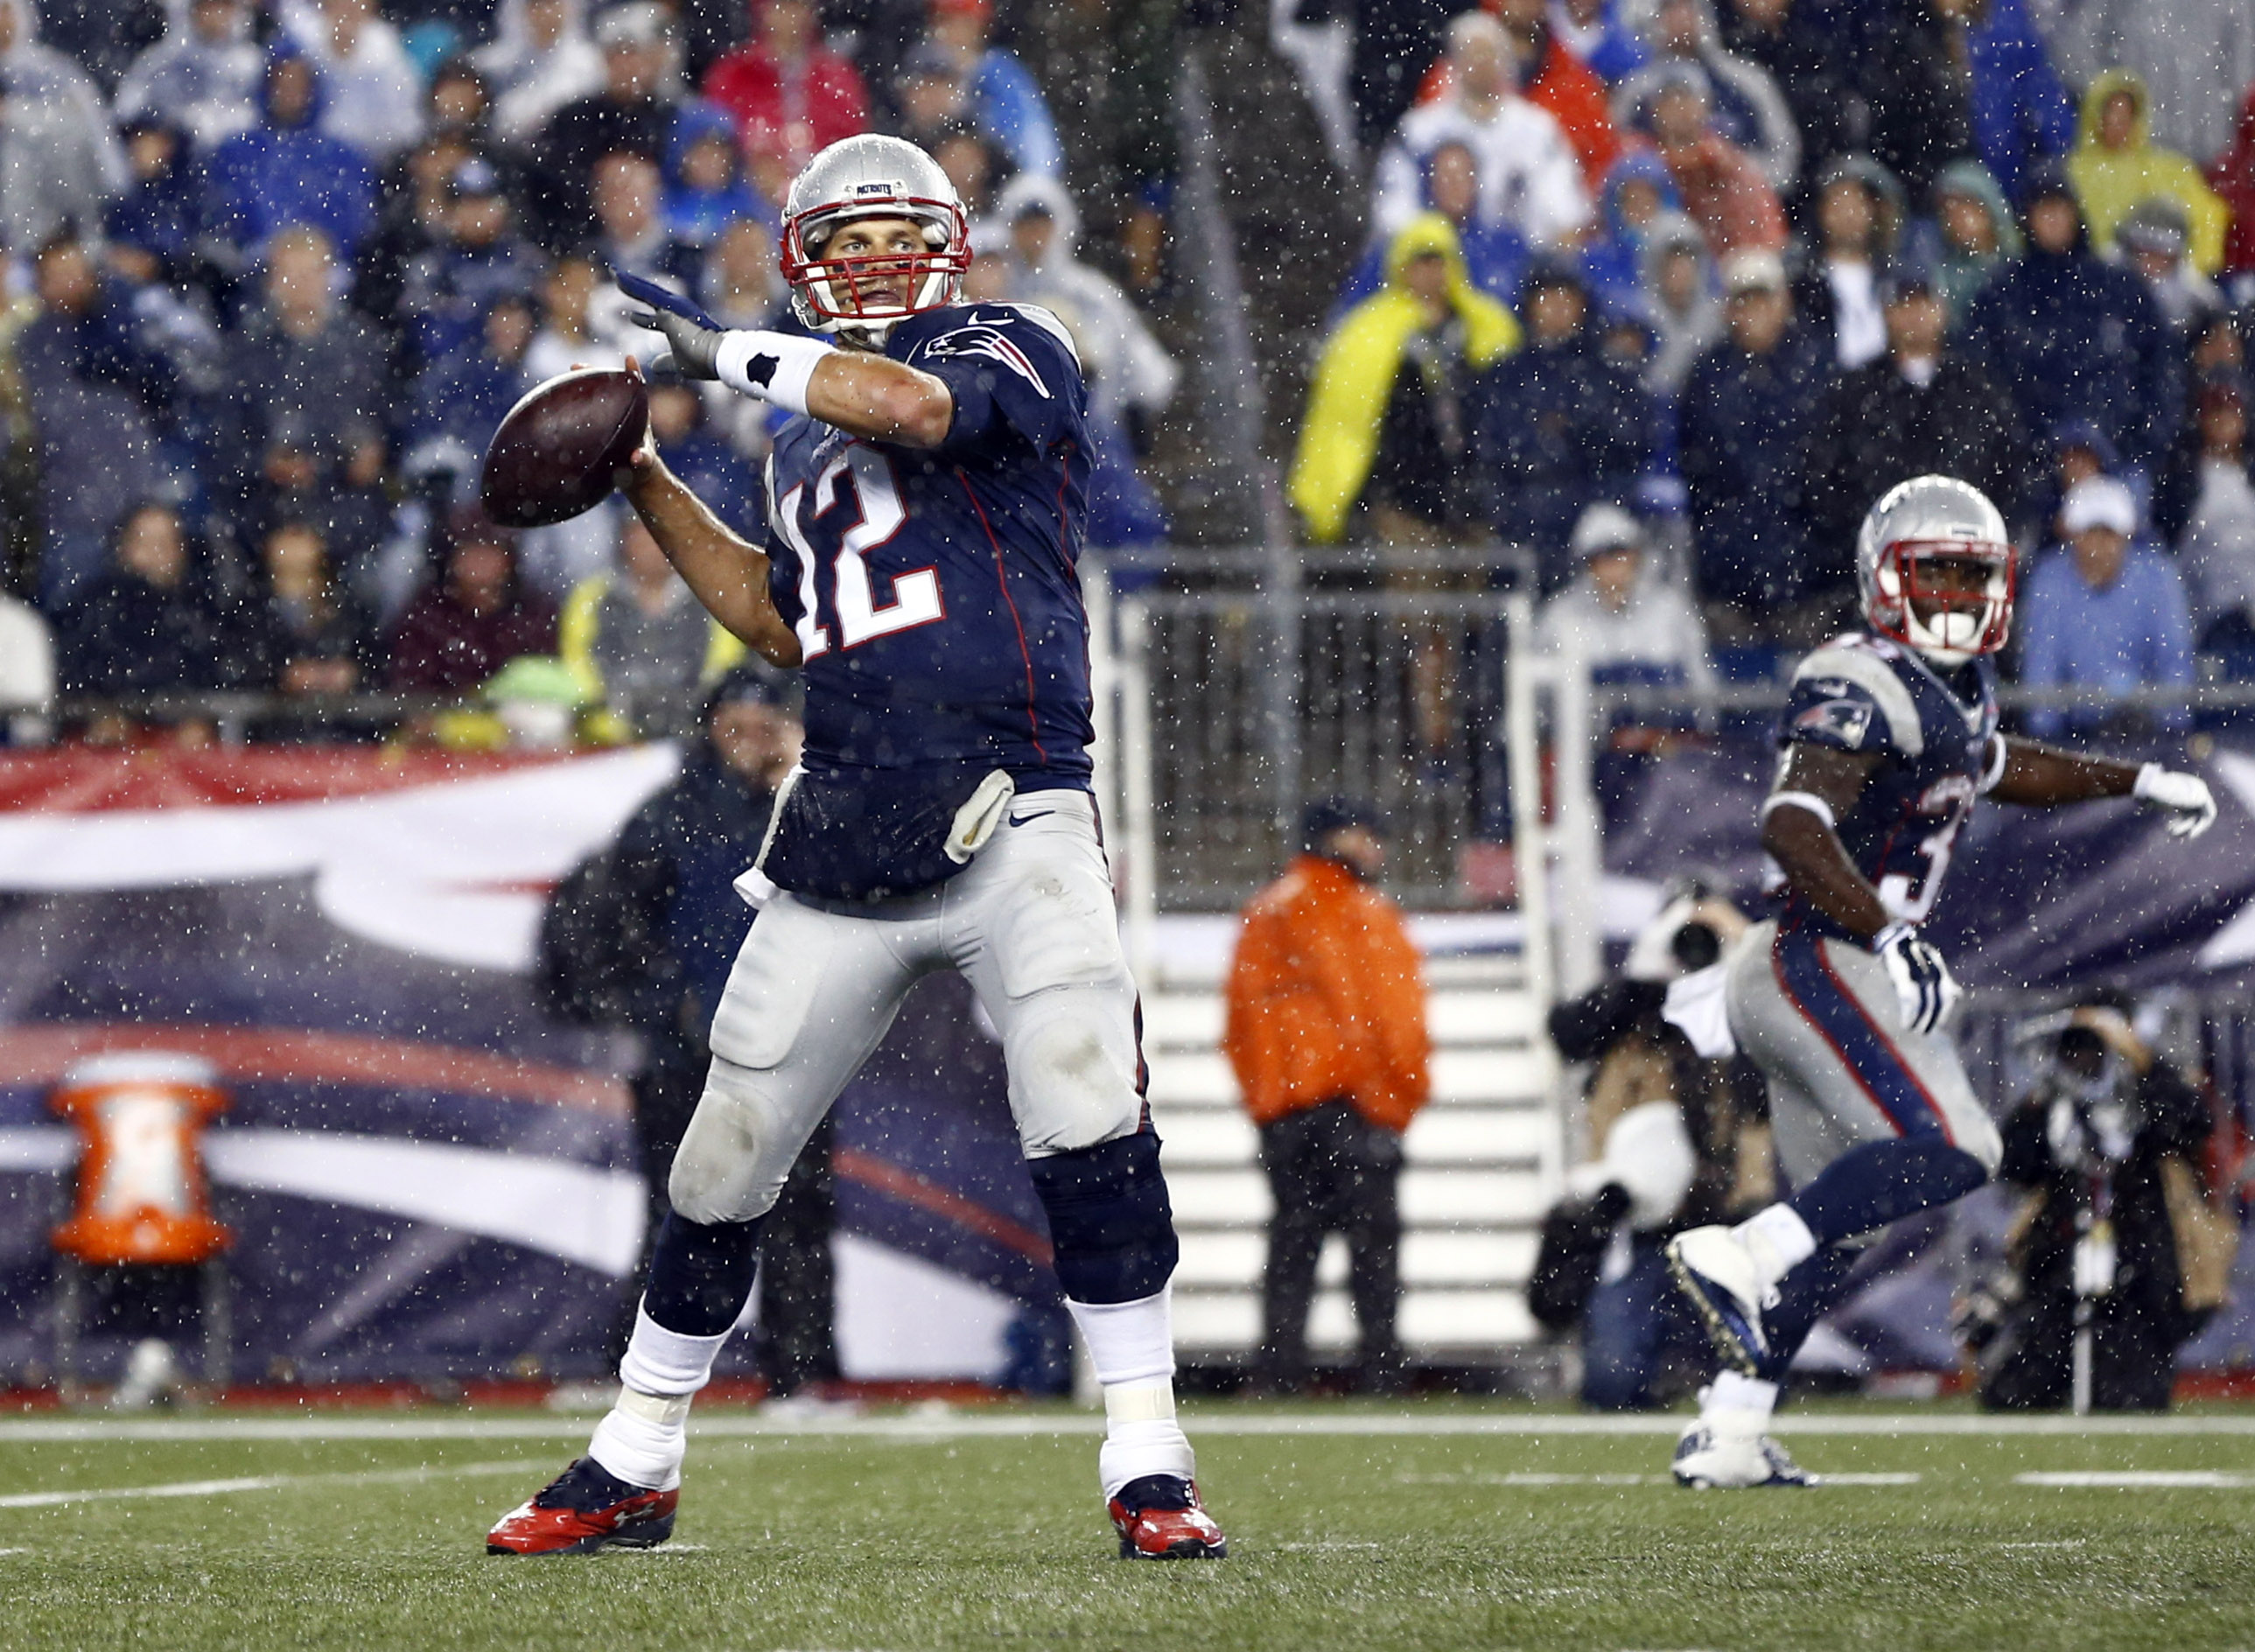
[0,746,1053,1385]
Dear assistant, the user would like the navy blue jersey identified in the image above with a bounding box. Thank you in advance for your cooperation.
[1773,633,2001,943]
[760,302,1096,787]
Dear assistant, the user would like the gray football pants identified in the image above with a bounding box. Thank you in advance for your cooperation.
[1726,920,2002,1208]
[668,789,1147,1226]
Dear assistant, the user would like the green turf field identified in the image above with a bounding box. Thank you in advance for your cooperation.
[1,1402,2251,1651]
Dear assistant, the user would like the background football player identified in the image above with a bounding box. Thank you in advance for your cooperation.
[487,135,1224,1560]
[1662,474,2216,1488]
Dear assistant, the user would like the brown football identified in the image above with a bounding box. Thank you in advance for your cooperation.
[480,368,648,528]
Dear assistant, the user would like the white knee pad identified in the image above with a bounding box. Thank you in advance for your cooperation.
[668,1055,813,1225]
[1004,980,1145,1158]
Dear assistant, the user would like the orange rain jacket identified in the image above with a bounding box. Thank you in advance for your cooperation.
[1222,854,1432,1133]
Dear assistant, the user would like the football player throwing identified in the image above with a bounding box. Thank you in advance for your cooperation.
[487,135,1224,1560]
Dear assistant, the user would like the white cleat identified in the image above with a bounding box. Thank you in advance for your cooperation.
[1665,1225,1772,1377]
[1671,1413,1817,1489]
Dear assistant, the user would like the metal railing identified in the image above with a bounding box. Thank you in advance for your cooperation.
[1103,584,1521,907]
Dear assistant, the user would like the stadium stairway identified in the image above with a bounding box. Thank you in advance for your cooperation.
[1138,945,1559,1368]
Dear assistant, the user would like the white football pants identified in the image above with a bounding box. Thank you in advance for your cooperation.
[668,789,1147,1226]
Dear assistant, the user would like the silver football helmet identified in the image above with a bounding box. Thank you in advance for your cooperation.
[1854,475,2014,667]
[780,135,969,346]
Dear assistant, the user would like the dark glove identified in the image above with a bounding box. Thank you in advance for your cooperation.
[616,269,725,381]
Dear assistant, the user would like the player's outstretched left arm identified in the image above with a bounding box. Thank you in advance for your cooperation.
[1987,736,2216,838]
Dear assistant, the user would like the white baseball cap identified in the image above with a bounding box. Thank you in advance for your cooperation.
[2060,475,2136,538]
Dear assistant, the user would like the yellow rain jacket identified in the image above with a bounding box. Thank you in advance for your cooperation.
[2067,68,2231,275]
[1287,214,1520,544]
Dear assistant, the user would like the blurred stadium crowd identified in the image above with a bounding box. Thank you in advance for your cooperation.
[1285,0,2255,732]
[1,0,2254,749]
[0,0,1186,745]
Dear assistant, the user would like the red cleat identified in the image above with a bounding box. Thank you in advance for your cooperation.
[1108,1474,1228,1559]
[486,1457,679,1556]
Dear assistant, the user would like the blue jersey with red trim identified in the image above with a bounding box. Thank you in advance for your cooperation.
[760,302,1095,786]
[1775,632,1999,943]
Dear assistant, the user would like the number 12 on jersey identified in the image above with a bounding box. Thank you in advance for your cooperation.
[773,443,944,658]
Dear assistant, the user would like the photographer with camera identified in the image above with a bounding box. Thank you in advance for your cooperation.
[1973,1002,2234,1412]
[1531,879,1775,1410]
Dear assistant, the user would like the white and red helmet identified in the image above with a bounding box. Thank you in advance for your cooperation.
[780,135,969,346]
[1855,475,2015,667]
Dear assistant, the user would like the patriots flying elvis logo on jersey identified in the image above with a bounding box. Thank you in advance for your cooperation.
[1793,697,1873,749]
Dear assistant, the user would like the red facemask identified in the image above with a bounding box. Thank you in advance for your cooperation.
[781,197,970,328]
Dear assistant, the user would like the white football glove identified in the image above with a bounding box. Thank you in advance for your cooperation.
[1874,921,1961,1036]
[2133,764,2216,839]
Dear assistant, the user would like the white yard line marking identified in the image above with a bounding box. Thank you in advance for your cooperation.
[1397,1470,1922,1488]
[0,1459,535,1510]
[2015,1471,2255,1489]
[0,1412,2250,1446]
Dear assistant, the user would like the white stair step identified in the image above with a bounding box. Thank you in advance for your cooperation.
[1168,1286,1538,1351]
[1153,1107,1550,1169]
[1171,1228,1538,1289]
[1139,990,1543,1050]
[1164,1167,1550,1228]
[1144,1047,1551,1109]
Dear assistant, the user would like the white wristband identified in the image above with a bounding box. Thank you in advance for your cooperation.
[2132,762,2164,802]
[716,329,833,416]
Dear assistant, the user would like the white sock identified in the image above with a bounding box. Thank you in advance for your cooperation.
[1705,1370,1780,1428]
[587,1304,734,1492]
[1067,1288,1195,1499]
[1734,1203,1817,1289]
[618,1303,732,1396]
[587,1387,692,1491]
